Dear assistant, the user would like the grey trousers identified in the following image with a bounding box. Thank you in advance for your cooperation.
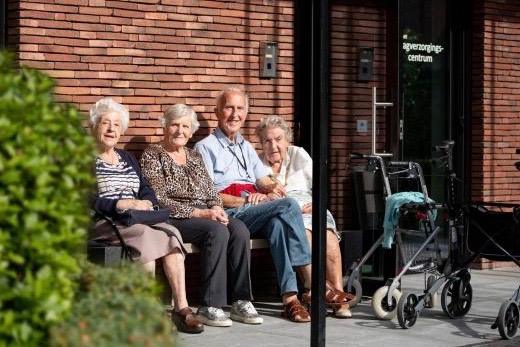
[168,217,253,308]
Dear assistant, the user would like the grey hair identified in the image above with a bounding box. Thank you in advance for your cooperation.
[255,115,293,142]
[215,86,249,112]
[89,97,129,132]
[161,104,200,133]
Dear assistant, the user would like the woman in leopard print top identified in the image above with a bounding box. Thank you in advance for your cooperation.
[140,104,262,327]
[141,143,221,219]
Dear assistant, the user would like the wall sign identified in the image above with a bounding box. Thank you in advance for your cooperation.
[402,34,444,63]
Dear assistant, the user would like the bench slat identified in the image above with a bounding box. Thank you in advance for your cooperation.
[184,239,269,254]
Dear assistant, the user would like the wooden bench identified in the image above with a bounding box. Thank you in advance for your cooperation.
[88,231,361,303]
[87,237,277,303]
[87,238,270,265]
[183,238,269,253]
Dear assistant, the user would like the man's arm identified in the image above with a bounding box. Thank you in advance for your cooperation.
[256,175,286,198]
[220,192,246,208]
[220,190,270,207]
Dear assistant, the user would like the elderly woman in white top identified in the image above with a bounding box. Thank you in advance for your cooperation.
[89,97,203,333]
[255,115,352,318]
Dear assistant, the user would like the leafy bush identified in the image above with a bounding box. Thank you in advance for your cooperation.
[0,51,95,346]
[50,263,175,347]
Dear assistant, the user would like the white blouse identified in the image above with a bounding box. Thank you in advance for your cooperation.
[260,145,313,207]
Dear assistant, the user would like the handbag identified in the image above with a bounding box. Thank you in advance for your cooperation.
[116,206,171,226]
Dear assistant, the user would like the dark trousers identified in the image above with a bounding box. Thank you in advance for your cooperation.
[169,217,252,307]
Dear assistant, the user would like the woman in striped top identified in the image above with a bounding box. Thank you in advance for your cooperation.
[89,97,203,334]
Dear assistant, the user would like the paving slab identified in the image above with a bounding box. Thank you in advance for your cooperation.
[174,267,520,347]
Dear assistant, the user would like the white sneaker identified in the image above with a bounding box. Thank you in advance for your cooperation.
[196,306,232,327]
[230,300,263,324]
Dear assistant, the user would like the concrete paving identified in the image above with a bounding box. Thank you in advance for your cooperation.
[174,267,520,347]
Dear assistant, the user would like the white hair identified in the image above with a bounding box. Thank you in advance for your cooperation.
[255,115,293,142]
[161,104,200,133]
[215,86,249,113]
[89,97,129,132]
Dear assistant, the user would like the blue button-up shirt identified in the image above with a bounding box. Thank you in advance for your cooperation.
[194,127,269,192]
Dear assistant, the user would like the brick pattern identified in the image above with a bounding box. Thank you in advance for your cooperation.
[6,0,390,231]
[471,0,520,202]
[11,0,520,230]
[9,0,295,153]
[329,3,387,229]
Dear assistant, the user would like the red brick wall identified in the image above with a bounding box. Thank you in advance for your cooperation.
[15,0,520,229]
[471,0,520,203]
[8,0,294,152]
[6,0,391,231]
[329,2,387,229]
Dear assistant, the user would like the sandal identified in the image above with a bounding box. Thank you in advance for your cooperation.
[343,291,356,302]
[324,284,350,309]
[281,299,311,323]
[301,281,351,310]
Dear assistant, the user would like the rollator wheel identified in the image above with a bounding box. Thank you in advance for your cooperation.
[424,275,438,309]
[397,292,419,329]
[441,277,472,318]
[497,300,519,340]
[342,276,362,308]
[371,286,402,320]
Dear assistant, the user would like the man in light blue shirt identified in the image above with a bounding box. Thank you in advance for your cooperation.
[196,126,267,192]
[195,86,313,323]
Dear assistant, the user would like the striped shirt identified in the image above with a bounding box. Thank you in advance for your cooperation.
[96,152,140,200]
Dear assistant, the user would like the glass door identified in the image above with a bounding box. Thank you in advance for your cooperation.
[398,0,449,202]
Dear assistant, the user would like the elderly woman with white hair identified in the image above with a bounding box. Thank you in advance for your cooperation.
[88,97,204,334]
[140,104,262,328]
[255,115,353,319]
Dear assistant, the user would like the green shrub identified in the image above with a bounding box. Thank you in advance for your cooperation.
[50,263,176,347]
[0,51,95,346]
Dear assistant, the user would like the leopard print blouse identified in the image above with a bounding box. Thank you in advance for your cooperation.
[140,143,222,219]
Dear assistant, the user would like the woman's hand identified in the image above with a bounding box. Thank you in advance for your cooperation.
[192,207,229,225]
[211,205,225,212]
[116,199,153,211]
[301,203,313,214]
[266,192,282,201]
[271,182,287,197]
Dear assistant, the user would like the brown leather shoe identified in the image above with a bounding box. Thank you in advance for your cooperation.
[171,307,204,334]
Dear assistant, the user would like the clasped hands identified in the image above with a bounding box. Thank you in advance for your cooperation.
[193,205,229,225]
[246,182,286,205]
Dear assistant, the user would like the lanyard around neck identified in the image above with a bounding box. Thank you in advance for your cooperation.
[229,142,248,173]
[215,130,249,175]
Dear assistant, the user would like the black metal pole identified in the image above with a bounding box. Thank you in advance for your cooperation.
[1,0,6,50]
[310,0,329,346]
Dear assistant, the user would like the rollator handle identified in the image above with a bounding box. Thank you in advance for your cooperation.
[388,161,411,167]
[350,152,365,160]
[433,140,454,153]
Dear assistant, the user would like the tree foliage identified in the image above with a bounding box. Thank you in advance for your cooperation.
[0,51,95,346]
[50,263,175,347]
